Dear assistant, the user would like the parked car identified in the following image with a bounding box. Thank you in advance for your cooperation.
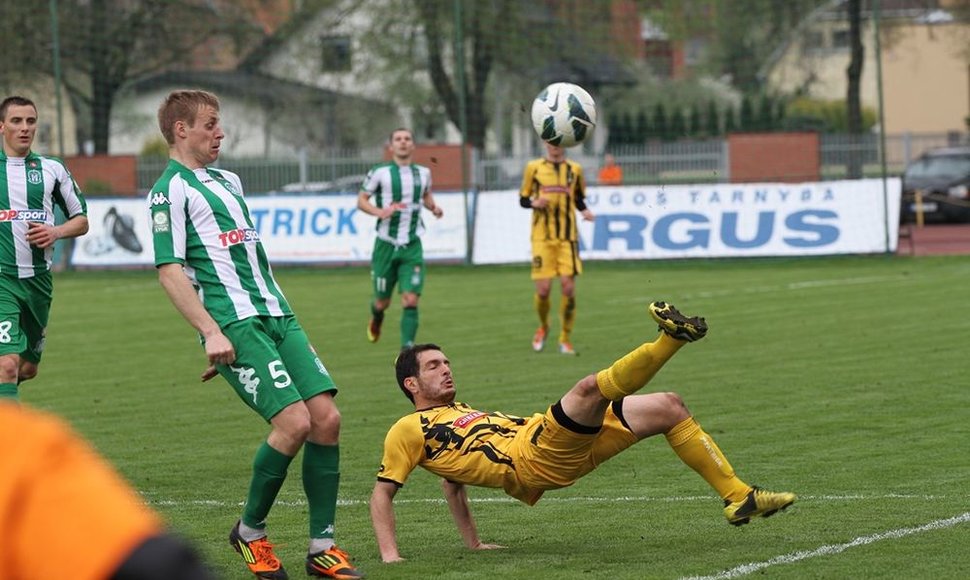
[900,146,970,223]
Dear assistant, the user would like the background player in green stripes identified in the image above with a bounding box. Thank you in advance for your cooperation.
[0,96,88,401]
[357,128,443,350]
[148,90,361,580]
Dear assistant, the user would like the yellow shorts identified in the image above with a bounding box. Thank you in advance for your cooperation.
[511,404,638,499]
[531,240,582,280]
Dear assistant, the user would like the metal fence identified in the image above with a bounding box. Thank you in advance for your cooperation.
[135,131,968,194]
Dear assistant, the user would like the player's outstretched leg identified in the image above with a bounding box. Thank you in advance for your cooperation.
[596,301,705,401]
[723,487,797,526]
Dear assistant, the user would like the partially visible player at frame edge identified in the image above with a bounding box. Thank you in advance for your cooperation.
[147,90,362,580]
[370,302,796,562]
[0,96,88,401]
[357,128,443,350]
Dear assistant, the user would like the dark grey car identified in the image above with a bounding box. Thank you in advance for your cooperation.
[901,146,970,224]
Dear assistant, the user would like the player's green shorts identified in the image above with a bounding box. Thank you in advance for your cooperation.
[213,315,336,422]
[370,237,425,299]
[0,272,53,363]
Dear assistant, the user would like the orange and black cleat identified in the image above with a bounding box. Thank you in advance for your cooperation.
[306,545,364,579]
[229,521,289,579]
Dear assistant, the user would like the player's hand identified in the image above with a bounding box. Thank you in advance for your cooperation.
[431,205,443,218]
[379,203,405,219]
[581,208,595,222]
[26,222,61,249]
[201,365,219,382]
[531,197,548,209]
[382,556,405,563]
[204,332,235,366]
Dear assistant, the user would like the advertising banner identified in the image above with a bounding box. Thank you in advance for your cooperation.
[72,193,467,267]
[472,179,901,264]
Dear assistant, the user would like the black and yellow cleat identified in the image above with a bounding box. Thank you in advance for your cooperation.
[649,301,708,342]
[306,545,364,579]
[723,487,796,526]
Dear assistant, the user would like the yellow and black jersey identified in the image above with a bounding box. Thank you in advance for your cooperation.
[519,158,588,242]
[376,401,544,504]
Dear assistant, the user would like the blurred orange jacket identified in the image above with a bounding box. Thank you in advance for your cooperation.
[0,404,162,580]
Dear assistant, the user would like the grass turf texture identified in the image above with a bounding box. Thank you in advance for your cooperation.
[24,255,970,579]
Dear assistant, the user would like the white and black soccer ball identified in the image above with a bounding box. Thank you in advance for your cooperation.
[530,82,597,148]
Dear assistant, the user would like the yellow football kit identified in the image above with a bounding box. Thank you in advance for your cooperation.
[376,401,637,505]
[519,158,588,279]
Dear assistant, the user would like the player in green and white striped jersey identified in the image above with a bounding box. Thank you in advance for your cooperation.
[0,96,89,400]
[357,128,443,349]
[149,90,361,580]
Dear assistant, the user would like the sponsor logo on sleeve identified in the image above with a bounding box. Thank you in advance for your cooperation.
[152,210,170,233]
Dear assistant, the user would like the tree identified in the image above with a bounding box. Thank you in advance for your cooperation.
[845,0,865,178]
[1,0,264,155]
[362,0,630,150]
[706,100,721,137]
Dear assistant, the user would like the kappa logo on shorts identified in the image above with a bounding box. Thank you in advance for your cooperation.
[229,364,260,403]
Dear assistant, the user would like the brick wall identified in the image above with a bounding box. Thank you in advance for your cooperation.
[64,155,138,196]
[728,132,820,183]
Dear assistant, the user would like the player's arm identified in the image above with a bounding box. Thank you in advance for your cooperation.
[370,480,404,563]
[357,189,398,220]
[520,162,547,209]
[30,171,90,248]
[26,214,89,249]
[441,479,505,551]
[574,166,594,222]
[421,187,443,219]
[157,263,235,368]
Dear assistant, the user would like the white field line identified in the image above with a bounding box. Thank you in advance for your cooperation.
[623,274,916,304]
[142,492,959,509]
[679,511,970,580]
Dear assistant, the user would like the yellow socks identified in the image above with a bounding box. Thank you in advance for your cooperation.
[595,333,684,401]
[559,296,576,343]
[534,294,550,330]
[665,417,750,502]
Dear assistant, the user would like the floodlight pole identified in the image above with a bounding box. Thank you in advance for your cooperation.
[873,0,891,252]
[454,0,472,264]
[50,0,65,157]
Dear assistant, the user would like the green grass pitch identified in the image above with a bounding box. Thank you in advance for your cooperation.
[25,255,970,579]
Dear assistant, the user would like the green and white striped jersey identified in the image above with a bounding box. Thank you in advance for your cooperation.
[0,151,87,278]
[149,160,292,327]
[361,161,432,246]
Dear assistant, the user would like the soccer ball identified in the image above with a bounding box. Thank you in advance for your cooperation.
[530,82,597,148]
